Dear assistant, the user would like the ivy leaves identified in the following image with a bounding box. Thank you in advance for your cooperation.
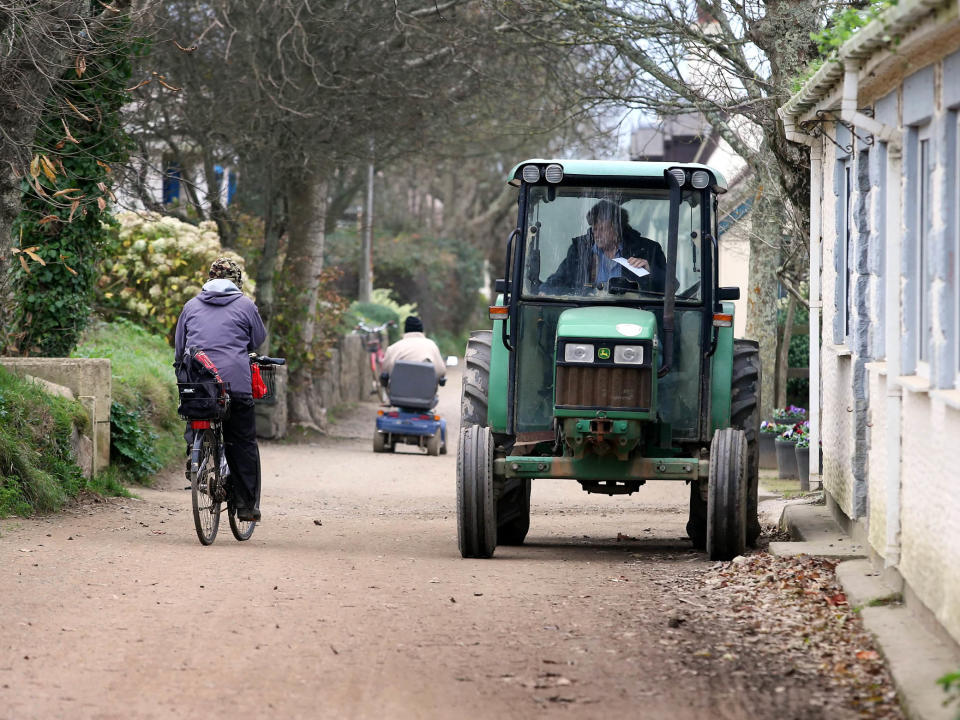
[10,13,136,356]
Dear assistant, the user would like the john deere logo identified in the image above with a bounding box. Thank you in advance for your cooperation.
[597,347,611,360]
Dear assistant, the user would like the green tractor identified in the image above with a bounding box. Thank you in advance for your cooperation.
[457,159,760,561]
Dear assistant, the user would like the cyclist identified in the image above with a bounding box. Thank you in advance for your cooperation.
[174,257,267,522]
[380,316,446,384]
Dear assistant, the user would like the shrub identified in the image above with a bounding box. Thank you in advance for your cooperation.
[96,212,248,341]
[348,289,418,343]
[325,228,482,338]
[110,401,162,480]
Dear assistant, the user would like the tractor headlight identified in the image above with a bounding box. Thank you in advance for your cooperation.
[668,168,686,186]
[521,165,541,183]
[564,343,595,363]
[544,163,564,183]
[613,345,644,365]
[691,170,710,189]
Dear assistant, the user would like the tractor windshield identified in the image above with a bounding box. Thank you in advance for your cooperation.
[521,186,703,302]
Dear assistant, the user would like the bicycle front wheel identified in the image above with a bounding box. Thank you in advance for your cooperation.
[228,508,256,541]
[191,429,221,545]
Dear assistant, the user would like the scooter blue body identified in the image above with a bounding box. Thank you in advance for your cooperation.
[373,361,446,455]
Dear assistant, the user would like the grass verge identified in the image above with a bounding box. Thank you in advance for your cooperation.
[73,318,180,484]
[0,367,88,516]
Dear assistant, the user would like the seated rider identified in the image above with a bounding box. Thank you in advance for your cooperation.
[380,316,447,386]
[544,199,667,294]
[174,257,267,522]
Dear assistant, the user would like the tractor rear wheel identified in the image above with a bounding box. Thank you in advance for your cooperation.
[373,432,388,453]
[707,428,748,560]
[426,432,441,456]
[457,425,496,558]
[731,339,761,545]
[461,330,492,426]
[496,479,531,545]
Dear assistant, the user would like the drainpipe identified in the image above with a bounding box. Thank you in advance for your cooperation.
[840,64,901,144]
[780,110,823,490]
[840,60,904,566]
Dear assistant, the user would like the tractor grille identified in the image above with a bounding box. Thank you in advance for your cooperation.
[555,365,652,410]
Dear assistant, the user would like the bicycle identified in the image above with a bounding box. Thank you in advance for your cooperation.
[187,353,285,546]
[355,320,394,404]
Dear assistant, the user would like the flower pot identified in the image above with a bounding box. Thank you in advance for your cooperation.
[775,438,799,480]
[759,433,778,469]
[795,445,810,491]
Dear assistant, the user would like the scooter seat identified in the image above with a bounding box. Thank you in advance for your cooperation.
[387,361,439,410]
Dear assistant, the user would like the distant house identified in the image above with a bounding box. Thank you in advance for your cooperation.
[119,145,238,214]
[629,115,752,337]
[780,0,960,644]
[630,112,720,164]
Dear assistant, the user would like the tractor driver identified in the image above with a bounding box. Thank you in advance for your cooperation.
[380,316,447,385]
[544,199,667,294]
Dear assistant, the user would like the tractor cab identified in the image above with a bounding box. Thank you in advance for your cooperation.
[457,160,760,561]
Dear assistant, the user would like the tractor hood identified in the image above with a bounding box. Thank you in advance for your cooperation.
[556,306,657,341]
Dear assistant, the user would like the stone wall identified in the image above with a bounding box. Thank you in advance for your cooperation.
[310,333,374,414]
[0,358,110,476]
[255,331,381,438]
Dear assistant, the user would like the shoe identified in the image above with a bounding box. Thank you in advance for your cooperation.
[236,507,261,522]
[184,457,191,481]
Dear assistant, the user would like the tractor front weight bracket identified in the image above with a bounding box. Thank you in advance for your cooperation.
[494,455,709,482]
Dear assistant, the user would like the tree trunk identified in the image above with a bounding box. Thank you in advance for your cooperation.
[744,180,781,421]
[254,190,285,351]
[776,293,796,409]
[201,149,237,248]
[281,172,328,430]
[0,164,25,345]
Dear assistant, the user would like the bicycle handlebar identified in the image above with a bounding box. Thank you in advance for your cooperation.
[249,354,286,366]
[355,320,396,333]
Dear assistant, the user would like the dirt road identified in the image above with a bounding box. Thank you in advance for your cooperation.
[0,370,899,719]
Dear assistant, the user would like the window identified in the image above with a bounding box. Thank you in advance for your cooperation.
[845,163,853,340]
[837,160,852,343]
[917,125,932,368]
[521,186,703,302]
[955,114,960,385]
[162,162,181,204]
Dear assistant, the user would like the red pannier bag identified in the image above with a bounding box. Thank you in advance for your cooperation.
[251,363,267,399]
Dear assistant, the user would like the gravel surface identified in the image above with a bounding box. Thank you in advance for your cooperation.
[0,369,904,719]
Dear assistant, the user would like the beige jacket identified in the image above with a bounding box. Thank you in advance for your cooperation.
[381,332,446,379]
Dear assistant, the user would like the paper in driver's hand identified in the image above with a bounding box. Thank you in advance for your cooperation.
[614,257,650,278]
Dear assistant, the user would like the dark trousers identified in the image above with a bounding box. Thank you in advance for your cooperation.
[185,393,261,511]
[222,395,261,511]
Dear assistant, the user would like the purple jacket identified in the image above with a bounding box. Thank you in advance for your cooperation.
[174,279,267,395]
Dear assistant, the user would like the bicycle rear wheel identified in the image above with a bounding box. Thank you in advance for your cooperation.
[191,429,221,545]
[229,508,256,541]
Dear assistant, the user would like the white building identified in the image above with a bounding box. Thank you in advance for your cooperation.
[780,0,960,644]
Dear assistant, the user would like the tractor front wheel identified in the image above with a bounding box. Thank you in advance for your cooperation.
[496,478,530,545]
[707,428,748,561]
[457,425,496,558]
